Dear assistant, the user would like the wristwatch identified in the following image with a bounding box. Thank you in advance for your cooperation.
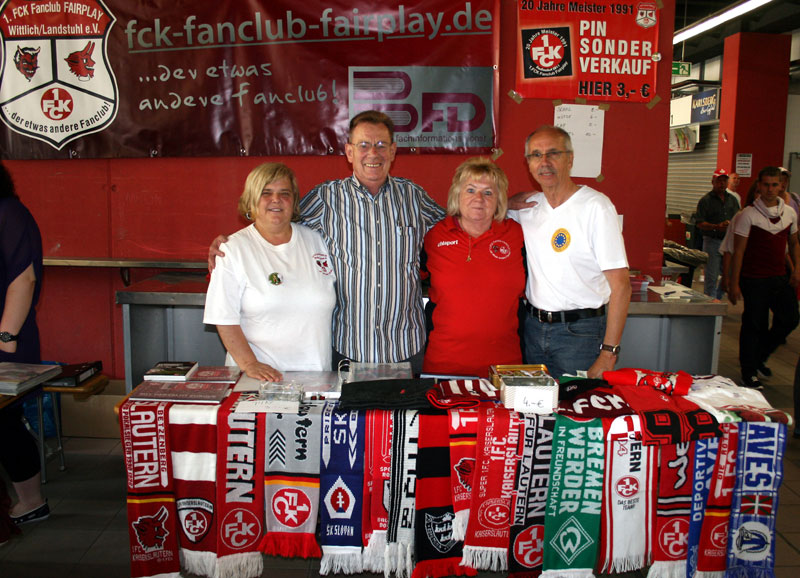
[599,343,621,356]
[0,331,18,343]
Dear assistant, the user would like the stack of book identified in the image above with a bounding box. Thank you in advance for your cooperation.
[0,363,63,396]
[131,362,243,405]
[143,361,199,381]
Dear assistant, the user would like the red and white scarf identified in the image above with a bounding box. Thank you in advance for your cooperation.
[448,407,480,540]
[362,409,393,571]
[169,402,222,577]
[604,368,693,396]
[215,394,265,578]
[121,401,181,578]
[599,415,655,574]
[461,405,522,572]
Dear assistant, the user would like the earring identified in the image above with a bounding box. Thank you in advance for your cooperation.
[246,211,252,220]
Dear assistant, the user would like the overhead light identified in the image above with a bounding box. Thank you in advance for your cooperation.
[673,0,775,45]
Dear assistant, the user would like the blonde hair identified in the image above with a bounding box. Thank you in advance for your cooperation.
[446,157,509,221]
[238,163,300,222]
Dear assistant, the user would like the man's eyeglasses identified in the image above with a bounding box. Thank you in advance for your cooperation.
[525,150,570,162]
[350,141,390,152]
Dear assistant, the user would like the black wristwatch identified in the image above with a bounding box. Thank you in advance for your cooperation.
[0,331,18,343]
[599,343,621,356]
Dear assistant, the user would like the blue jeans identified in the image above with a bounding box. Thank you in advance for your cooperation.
[523,313,606,379]
[703,236,723,299]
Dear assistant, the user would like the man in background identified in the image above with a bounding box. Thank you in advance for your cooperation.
[727,172,741,206]
[696,168,740,299]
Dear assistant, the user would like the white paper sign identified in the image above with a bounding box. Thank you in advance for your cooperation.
[554,104,605,178]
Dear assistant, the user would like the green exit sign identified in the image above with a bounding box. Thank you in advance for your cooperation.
[672,61,691,76]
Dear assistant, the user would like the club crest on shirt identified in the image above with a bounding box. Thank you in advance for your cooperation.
[489,239,511,260]
[314,253,333,275]
[551,228,570,252]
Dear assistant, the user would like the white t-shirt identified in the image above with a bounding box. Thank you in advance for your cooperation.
[734,198,798,238]
[204,223,336,371]
[509,186,628,311]
[719,211,743,255]
[726,189,741,207]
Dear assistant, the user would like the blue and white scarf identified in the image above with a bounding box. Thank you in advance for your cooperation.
[725,422,786,578]
[687,437,718,578]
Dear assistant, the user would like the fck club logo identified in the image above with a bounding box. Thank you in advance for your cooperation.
[615,475,640,499]
[221,508,261,550]
[272,488,312,528]
[521,27,573,79]
[513,524,545,568]
[177,498,214,544]
[478,498,510,528]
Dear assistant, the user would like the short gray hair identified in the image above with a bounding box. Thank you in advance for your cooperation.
[524,125,573,155]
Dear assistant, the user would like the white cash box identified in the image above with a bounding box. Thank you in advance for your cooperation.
[499,374,559,414]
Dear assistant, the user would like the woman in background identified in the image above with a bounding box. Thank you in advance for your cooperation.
[204,162,336,381]
[0,163,48,534]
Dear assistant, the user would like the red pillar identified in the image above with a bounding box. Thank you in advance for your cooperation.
[718,32,790,193]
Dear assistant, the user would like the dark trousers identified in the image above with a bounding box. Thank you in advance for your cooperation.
[739,275,799,376]
[0,406,40,482]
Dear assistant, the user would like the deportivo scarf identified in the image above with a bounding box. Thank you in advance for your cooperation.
[385,409,419,578]
[121,401,181,578]
[216,394,266,578]
[615,386,721,445]
[542,415,604,578]
[412,411,477,578]
[687,437,719,578]
[319,402,366,575]
[260,402,323,559]
[726,422,786,578]
[448,407,480,541]
[169,402,223,577]
[362,409,393,572]
[648,442,695,578]
[599,415,655,574]
[462,405,522,572]
[508,414,555,578]
[604,368,693,396]
[696,423,738,578]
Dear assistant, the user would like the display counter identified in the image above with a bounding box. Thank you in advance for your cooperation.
[116,273,727,390]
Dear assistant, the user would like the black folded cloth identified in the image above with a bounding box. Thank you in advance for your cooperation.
[337,378,437,410]
[557,377,612,400]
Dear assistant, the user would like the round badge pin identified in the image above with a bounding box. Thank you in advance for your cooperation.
[551,228,570,252]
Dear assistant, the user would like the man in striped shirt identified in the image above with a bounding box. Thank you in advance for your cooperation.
[210,111,444,373]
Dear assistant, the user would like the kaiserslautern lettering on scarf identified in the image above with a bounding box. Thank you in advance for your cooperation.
[448,407,480,541]
[695,423,738,578]
[542,415,604,578]
[320,403,365,575]
[727,422,786,578]
[603,368,693,396]
[385,409,419,578]
[362,409,393,572]
[508,414,555,578]
[648,442,694,578]
[687,437,718,578]
[462,405,523,572]
[599,415,655,574]
[412,411,477,578]
[121,401,181,578]
[260,402,323,559]
[615,387,721,445]
[170,402,224,577]
[216,395,265,578]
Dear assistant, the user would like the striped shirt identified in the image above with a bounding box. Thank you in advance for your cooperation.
[299,174,445,362]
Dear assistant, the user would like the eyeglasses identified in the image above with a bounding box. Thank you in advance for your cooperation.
[525,150,570,162]
[350,141,390,152]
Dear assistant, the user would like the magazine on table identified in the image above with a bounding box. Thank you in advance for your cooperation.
[188,366,241,383]
[143,361,199,381]
[0,363,62,396]
[130,381,231,404]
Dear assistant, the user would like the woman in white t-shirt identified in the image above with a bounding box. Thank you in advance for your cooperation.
[204,163,335,381]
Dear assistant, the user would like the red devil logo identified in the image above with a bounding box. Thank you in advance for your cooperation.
[14,46,40,81]
[454,457,475,491]
[132,506,170,552]
[65,41,95,80]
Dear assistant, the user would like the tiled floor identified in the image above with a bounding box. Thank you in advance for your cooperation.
[2,289,800,577]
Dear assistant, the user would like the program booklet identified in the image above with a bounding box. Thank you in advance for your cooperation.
[0,362,62,396]
[143,361,199,381]
[189,366,241,383]
[130,381,231,404]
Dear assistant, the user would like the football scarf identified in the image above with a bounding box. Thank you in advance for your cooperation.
[687,378,792,426]
[462,405,522,572]
[216,395,266,578]
[695,423,738,578]
[542,415,604,578]
[649,442,695,578]
[121,401,181,578]
[687,437,718,578]
[319,403,366,575]
[169,402,222,577]
[362,409,393,572]
[412,411,476,578]
[616,386,721,445]
[260,402,323,559]
[508,414,555,578]
[338,379,436,410]
[385,409,419,578]
[448,407,480,541]
[726,422,786,578]
[603,368,693,396]
[428,379,500,409]
[557,387,632,420]
[599,415,655,574]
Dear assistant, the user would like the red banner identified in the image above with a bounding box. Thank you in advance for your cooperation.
[515,0,660,102]
[0,0,499,158]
